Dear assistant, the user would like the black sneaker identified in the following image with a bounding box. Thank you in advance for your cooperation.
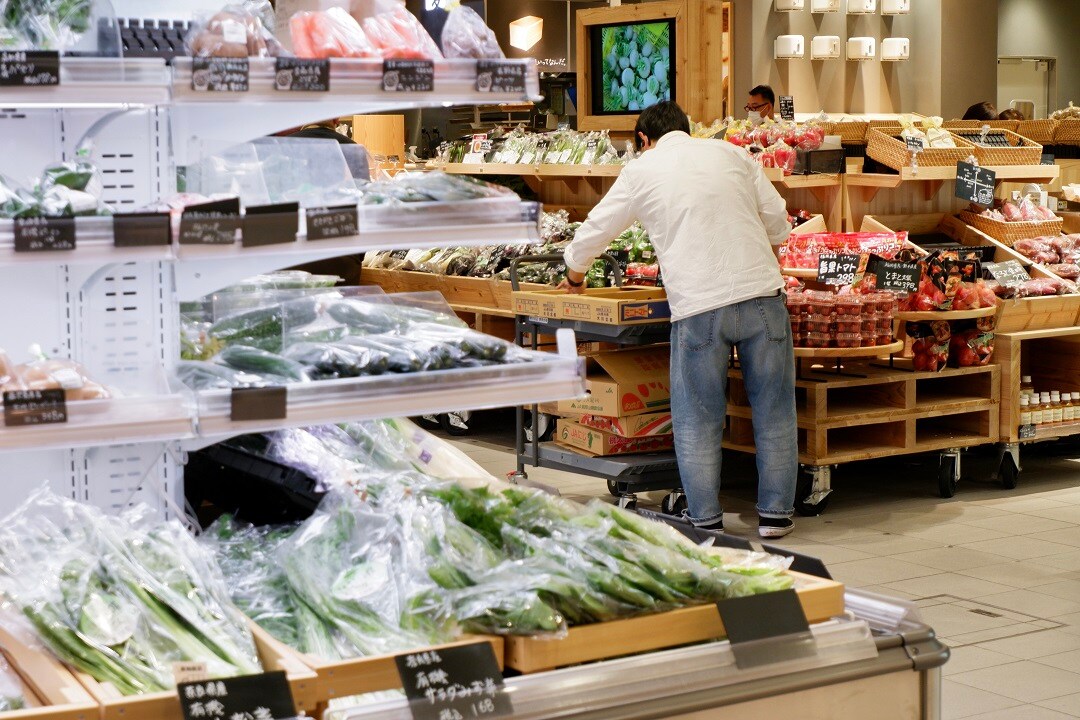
[759,517,794,538]
[691,516,725,532]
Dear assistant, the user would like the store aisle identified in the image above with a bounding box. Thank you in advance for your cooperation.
[451,437,1080,720]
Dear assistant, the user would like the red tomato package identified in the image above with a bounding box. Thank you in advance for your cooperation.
[907,320,951,372]
[948,316,996,368]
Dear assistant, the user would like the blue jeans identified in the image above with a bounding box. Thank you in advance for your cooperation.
[669,293,798,523]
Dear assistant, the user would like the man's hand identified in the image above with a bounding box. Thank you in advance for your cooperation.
[556,279,586,294]
[557,268,587,294]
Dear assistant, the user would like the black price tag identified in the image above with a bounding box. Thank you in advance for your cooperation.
[984,260,1029,289]
[716,589,815,670]
[113,212,171,248]
[874,259,920,293]
[192,57,249,92]
[396,643,513,720]
[383,59,434,92]
[306,204,359,241]
[4,389,67,427]
[1041,153,1055,166]
[242,202,299,248]
[178,671,295,720]
[0,50,60,86]
[274,57,330,92]
[905,136,926,152]
[230,386,287,422]
[179,198,242,245]
[476,60,527,94]
[955,161,997,206]
[1019,424,1036,439]
[778,95,795,121]
[14,217,75,252]
[816,252,861,286]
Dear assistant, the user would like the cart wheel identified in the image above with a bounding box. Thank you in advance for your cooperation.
[660,492,687,516]
[606,479,620,497]
[999,453,1020,490]
[617,495,637,510]
[417,414,442,431]
[794,473,830,516]
[938,458,959,498]
[440,411,473,437]
[523,411,554,443]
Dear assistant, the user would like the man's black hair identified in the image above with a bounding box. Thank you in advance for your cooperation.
[749,85,775,105]
[634,101,691,149]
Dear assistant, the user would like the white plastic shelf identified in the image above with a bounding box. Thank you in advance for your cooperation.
[0,394,193,452]
[0,216,172,266]
[0,57,171,106]
[192,352,585,444]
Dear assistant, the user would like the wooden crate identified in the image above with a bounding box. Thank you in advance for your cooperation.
[995,327,1080,443]
[504,571,843,674]
[861,213,1032,265]
[790,213,827,235]
[246,626,504,705]
[996,264,1080,332]
[726,363,1000,465]
[74,621,319,720]
[361,267,548,312]
[0,625,98,720]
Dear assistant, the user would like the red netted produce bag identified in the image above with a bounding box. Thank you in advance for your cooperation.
[907,320,950,372]
[948,316,996,368]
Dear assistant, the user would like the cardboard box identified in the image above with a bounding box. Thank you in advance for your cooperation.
[555,346,671,417]
[557,419,675,456]
[579,411,673,437]
[512,287,670,325]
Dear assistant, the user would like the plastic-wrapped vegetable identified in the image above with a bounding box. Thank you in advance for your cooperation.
[0,490,261,696]
[215,345,310,382]
[441,4,503,59]
[361,3,443,60]
[1,344,110,400]
[175,360,282,390]
[0,652,25,711]
[2,0,92,50]
[185,0,288,58]
[290,7,379,59]
[282,341,389,378]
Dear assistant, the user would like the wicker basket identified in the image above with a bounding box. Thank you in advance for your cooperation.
[944,119,1020,133]
[949,128,1043,165]
[866,128,976,170]
[958,211,1064,247]
[1054,118,1080,146]
[1017,119,1056,144]
[822,120,869,144]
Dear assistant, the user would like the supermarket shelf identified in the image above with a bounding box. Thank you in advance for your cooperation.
[794,341,904,359]
[0,217,171,267]
[0,394,193,452]
[0,57,170,106]
[1028,421,1080,442]
[895,307,997,321]
[780,267,819,278]
[433,163,623,178]
[194,352,585,442]
[848,164,1059,184]
[780,174,844,189]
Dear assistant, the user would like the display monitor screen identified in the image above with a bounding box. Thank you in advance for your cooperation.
[590,19,675,115]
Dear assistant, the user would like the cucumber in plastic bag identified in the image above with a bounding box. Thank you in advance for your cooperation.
[325,300,399,334]
[216,346,309,382]
[282,342,389,377]
[175,361,277,390]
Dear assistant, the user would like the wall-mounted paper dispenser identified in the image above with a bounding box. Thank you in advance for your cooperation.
[847,37,876,60]
[775,35,806,59]
[881,37,910,60]
[811,35,842,59]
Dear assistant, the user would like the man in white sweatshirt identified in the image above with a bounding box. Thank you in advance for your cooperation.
[559,101,797,538]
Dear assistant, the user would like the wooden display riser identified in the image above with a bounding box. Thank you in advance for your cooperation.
[0,624,98,720]
[504,570,843,674]
[724,362,1000,466]
[994,327,1080,443]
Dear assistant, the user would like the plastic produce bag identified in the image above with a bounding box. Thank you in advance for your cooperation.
[186,1,288,58]
[0,652,25,711]
[2,0,92,51]
[948,316,995,368]
[290,7,380,59]
[907,320,950,372]
[441,3,504,59]
[1,344,110,400]
[361,3,443,60]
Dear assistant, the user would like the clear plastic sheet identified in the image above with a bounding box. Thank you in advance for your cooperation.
[440,4,503,59]
[185,0,288,58]
[0,652,25,711]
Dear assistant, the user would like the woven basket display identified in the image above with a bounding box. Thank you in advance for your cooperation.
[1054,118,1080,146]
[958,211,1064,247]
[866,128,976,170]
[1017,119,1056,144]
[944,119,1019,133]
[950,128,1042,165]
[822,121,868,144]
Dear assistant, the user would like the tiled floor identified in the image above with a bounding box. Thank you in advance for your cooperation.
[451,432,1080,719]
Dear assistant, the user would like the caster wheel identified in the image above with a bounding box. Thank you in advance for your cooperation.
[794,474,830,517]
[440,411,472,437]
[938,458,959,498]
[617,496,637,510]
[417,414,441,431]
[660,492,687,516]
[524,411,554,443]
[1000,453,1019,490]
[606,479,620,497]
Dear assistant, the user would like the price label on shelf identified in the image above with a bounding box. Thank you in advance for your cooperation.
[191,57,249,92]
[113,212,171,248]
[1041,153,1055,166]
[242,202,300,247]
[816,253,861,286]
[274,57,330,92]
[306,204,358,241]
[905,135,926,153]
[873,259,920,293]
[778,95,795,121]
[178,671,295,720]
[395,643,513,720]
[984,260,1030,289]
[382,59,434,92]
[230,386,287,422]
[476,60,527,94]
[1019,424,1036,440]
[3,389,67,427]
[716,589,815,669]
[14,217,75,252]
[0,50,59,86]
[179,198,242,245]
[955,161,996,206]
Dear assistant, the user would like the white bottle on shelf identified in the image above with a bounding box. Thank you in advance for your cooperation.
[1019,396,1032,427]
[1052,391,1063,424]
[1020,375,1034,399]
